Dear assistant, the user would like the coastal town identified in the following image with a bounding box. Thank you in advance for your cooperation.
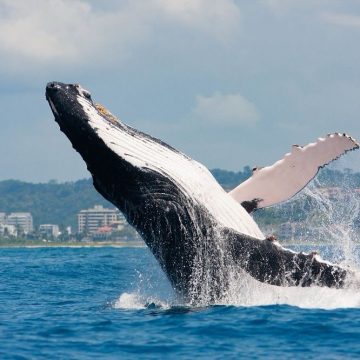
[0,204,141,244]
[1,185,359,245]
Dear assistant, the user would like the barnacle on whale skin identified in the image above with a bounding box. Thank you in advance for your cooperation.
[95,103,119,126]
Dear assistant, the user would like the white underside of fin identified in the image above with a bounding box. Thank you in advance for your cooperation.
[229,133,359,209]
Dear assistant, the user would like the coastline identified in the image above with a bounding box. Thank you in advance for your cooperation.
[0,241,351,249]
[0,241,146,249]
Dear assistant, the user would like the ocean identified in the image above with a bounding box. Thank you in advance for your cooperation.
[1,246,360,359]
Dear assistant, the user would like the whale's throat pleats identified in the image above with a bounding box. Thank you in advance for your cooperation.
[79,96,264,240]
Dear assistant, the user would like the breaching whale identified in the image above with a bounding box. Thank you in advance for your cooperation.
[46,82,359,303]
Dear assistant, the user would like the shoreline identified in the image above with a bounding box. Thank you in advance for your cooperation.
[0,241,146,249]
[0,241,353,249]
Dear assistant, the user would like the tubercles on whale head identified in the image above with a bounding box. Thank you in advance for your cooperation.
[95,103,119,126]
[45,82,104,144]
[45,82,94,116]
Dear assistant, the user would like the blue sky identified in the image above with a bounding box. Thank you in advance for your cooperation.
[0,0,360,182]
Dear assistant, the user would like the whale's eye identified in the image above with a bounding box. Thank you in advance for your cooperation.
[82,90,91,100]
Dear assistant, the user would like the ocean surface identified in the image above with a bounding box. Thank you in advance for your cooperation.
[1,246,360,359]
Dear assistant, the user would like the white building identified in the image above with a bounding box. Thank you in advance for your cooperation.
[78,205,125,233]
[6,212,33,234]
[0,212,6,225]
[39,224,60,238]
[0,224,17,236]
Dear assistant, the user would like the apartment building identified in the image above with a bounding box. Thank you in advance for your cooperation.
[39,224,60,238]
[78,205,125,233]
[6,212,33,234]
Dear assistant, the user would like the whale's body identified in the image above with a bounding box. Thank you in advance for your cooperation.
[46,82,350,302]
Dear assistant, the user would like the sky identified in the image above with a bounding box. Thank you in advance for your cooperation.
[0,0,360,182]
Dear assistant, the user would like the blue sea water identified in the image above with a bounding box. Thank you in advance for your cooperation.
[1,247,360,359]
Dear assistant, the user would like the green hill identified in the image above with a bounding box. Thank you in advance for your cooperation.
[0,179,111,229]
[0,167,359,231]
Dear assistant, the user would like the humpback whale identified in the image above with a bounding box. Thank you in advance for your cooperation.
[45,82,359,303]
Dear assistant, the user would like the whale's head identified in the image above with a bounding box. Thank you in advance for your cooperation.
[46,81,174,215]
[46,82,98,148]
[45,81,202,228]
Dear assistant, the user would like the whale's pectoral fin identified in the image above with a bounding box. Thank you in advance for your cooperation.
[229,133,359,210]
[225,229,348,288]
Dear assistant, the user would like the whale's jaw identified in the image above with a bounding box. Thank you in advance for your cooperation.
[46,82,351,303]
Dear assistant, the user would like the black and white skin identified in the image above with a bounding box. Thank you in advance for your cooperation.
[46,82,359,303]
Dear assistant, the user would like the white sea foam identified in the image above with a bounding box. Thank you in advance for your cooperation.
[114,292,146,310]
[221,269,360,309]
[115,273,360,311]
[114,292,172,310]
[114,286,360,311]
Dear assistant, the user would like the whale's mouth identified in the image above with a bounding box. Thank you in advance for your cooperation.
[45,81,102,145]
[46,82,61,116]
[45,81,94,119]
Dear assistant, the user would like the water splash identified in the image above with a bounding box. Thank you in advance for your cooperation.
[302,180,359,268]
[256,164,360,268]
[114,292,172,310]
[114,257,360,311]
[116,161,360,310]
[115,285,360,311]
[114,252,177,310]
[226,162,360,309]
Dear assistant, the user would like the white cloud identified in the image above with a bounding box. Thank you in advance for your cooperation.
[263,1,345,16]
[0,0,149,65]
[0,0,88,62]
[0,0,241,69]
[191,92,260,126]
[152,0,241,39]
[263,0,293,9]
[261,0,307,14]
[322,12,360,27]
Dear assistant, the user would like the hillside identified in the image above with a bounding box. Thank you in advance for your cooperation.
[0,179,110,229]
[0,167,359,231]
[0,168,253,229]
